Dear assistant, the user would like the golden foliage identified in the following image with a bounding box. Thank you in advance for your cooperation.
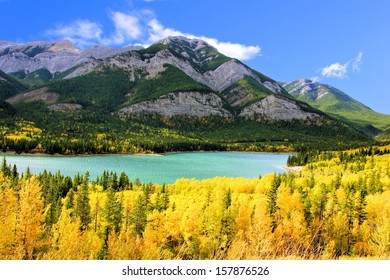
[1,145,390,259]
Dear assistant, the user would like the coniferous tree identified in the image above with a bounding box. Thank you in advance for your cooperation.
[131,194,147,236]
[75,182,91,230]
[118,171,129,190]
[223,187,232,210]
[104,187,122,234]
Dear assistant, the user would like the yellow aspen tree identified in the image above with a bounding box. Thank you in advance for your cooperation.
[365,191,390,258]
[228,199,274,259]
[142,210,167,259]
[45,207,84,259]
[14,177,46,260]
[107,228,144,259]
[0,174,18,259]
[274,183,307,257]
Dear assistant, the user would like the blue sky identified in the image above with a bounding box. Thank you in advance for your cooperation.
[1,0,389,113]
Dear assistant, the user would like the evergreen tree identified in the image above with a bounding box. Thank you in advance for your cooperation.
[104,187,122,234]
[118,171,129,190]
[1,157,11,177]
[131,194,147,236]
[75,182,91,230]
[223,187,232,210]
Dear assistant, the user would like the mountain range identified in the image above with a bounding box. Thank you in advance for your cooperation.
[1,36,325,122]
[0,36,388,152]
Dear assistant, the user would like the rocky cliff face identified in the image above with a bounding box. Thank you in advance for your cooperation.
[239,95,321,121]
[118,91,231,118]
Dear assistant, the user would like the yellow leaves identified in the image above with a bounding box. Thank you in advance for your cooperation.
[14,177,47,260]
[0,182,18,259]
[46,207,83,259]
[237,202,275,259]
[4,120,42,141]
[365,191,390,223]
[143,210,168,259]
[274,184,307,249]
[3,146,390,260]
[365,191,390,257]
[273,182,311,256]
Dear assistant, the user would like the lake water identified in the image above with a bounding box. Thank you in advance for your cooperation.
[2,152,289,184]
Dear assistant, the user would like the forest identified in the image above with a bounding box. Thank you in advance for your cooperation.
[0,99,371,155]
[1,144,390,260]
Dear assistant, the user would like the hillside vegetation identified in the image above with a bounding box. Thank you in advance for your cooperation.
[0,70,28,100]
[1,144,390,259]
[284,80,390,131]
[0,102,371,155]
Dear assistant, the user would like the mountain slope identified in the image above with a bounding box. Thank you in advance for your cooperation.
[0,70,28,100]
[0,40,140,86]
[376,128,390,140]
[283,79,390,131]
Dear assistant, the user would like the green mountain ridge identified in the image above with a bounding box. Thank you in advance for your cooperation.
[283,79,390,132]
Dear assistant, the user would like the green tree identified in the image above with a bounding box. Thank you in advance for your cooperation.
[104,187,122,234]
[131,194,147,236]
[75,182,91,230]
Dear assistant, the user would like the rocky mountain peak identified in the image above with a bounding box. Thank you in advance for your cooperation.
[159,36,216,51]
[48,40,80,53]
[284,79,320,99]
[157,36,222,65]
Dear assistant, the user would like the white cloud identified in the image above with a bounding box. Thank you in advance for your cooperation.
[321,62,349,79]
[320,52,363,79]
[46,11,261,61]
[198,37,261,61]
[352,52,363,72]
[47,14,143,48]
[107,12,142,45]
[46,20,103,48]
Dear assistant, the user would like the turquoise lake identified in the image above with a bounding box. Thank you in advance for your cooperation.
[2,152,289,184]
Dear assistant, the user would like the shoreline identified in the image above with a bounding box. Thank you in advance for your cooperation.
[0,151,162,157]
[1,150,296,157]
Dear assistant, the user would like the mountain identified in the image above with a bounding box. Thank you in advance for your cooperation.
[0,70,27,100]
[0,39,141,86]
[6,36,325,122]
[283,79,390,132]
[0,36,370,155]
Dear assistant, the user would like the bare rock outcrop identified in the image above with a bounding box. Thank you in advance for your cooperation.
[239,95,321,121]
[118,91,232,118]
[48,103,83,112]
[6,87,59,105]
